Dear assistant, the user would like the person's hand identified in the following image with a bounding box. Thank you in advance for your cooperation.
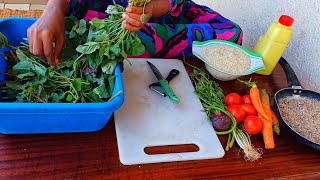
[122,3,153,32]
[27,7,65,67]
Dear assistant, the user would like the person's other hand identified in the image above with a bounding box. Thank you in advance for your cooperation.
[27,7,65,67]
[122,3,153,32]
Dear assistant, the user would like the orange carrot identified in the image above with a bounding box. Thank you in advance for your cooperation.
[270,109,280,135]
[256,89,275,149]
[260,89,280,135]
[258,113,275,149]
[270,108,279,125]
[259,89,271,114]
[259,89,274,121]
[238,79,269,120]
[238,79,275,149]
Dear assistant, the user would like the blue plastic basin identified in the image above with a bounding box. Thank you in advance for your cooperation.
[0,17,124,134]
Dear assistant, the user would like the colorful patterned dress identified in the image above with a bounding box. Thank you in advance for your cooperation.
[67,0,243,58]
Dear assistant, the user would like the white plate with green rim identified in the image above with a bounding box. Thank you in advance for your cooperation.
[192,40,265,81]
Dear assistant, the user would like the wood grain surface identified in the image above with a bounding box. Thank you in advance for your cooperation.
[0,60,319,180]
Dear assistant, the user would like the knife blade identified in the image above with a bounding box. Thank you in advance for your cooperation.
[147,61,180,104]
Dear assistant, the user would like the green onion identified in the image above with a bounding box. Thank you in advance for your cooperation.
[233,127,263,162]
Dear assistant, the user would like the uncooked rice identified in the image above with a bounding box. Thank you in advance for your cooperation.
[278,96,320,144]
[202,44,251,74]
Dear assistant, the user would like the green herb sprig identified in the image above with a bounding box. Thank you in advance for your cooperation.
[188,65,237,151]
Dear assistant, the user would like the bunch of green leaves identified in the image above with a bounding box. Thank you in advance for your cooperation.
[1,28,114,103]
[82,4,147,68]
[190,68,226,116]
[189,68,237,151]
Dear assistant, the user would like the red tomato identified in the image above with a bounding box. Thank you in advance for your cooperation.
[244,116,263,135]
[241,104,257,116]
[224,93,242,106]
[241,95,252,104]
[226,105,246,123]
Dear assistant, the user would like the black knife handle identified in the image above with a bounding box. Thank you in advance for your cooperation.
[166,69,180,83]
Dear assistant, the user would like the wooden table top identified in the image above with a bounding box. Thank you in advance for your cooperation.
[0,60,319,179]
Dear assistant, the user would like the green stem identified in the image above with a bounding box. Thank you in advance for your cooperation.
[110,29,126,43]
[103,22,123,40]
[107,90,123,102]
[51,73,73,81]
[116,30,128,44]
[103,17,125,23]
[30,91,46,103]
[225,132,231,151]
[229,132,235,148]
[68,83,79,103]
[0,72,16,76]
[237,78,257,88]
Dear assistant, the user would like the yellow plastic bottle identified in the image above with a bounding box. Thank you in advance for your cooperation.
[253,15,294,75]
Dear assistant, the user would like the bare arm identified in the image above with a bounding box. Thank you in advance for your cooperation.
[27,0,70,66]
[149,0,170,18]
[46,0,70,15]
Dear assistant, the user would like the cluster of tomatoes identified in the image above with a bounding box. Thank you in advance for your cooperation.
[224,93,263,135]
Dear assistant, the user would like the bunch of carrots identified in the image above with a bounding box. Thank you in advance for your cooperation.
[238,79,280,149]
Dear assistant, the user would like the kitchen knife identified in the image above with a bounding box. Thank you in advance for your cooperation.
[147,61,180,104]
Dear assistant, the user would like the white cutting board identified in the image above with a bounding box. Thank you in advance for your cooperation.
[114,58,224,165]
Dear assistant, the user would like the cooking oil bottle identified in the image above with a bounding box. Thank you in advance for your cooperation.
[253,15,294,75]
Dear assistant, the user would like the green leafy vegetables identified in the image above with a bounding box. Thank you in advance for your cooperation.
[0,0,150,103]
[189,68,237,150]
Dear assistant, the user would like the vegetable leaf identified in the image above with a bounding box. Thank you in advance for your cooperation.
[76,42,100,54]
[72,78,83,91]
[106,5,124,15]
[91,18,107,29]
[12,61,35,73]
[76,19,87,35]
[99,45,109,61]
[140,14,147,23]
[61,69,72,78]
[87,24,95,42]
[125,38,146,56]
[50,92,65,103]
[130,37,145,56]
[0,32,9,48]
[93,29,107,42]
[89,91,104,102]
[38,76,47,84]
[93,84,109,99]
[64,16,77,32]
[66,93,73,102]
[34,65,47,76]
[17,72,35,79]
[107,75,116,95]
[101,60,117,74]
[110,44,121,56]
[87,52,101,69]
[60,47,77,60]
[5,81,25,90]
[16,49,31,61]
[47,67,55,78]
